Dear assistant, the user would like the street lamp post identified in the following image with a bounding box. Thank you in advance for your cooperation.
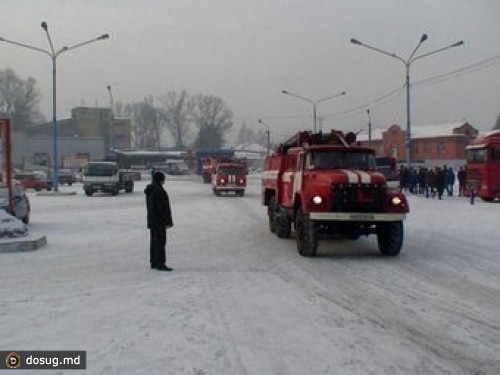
[350,35,463,168]
[366,109,372,148]
[107,85,115,154]
[0,22,109,191]
[281,90,346,133]
[257,119,271,156]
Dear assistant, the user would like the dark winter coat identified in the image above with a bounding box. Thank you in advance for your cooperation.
[144,182,173,229]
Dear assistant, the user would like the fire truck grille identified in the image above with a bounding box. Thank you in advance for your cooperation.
[331,184,386,213]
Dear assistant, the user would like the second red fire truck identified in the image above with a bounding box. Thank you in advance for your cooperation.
[261,130,409,257]
[212,159,247,197]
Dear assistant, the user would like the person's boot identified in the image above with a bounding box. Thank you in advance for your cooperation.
[156,265,173,271]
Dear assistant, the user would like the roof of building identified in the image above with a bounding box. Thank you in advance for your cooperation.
[356,122,474,141]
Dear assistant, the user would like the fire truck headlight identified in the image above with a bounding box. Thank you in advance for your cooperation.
[220,178,226,184]
[391,196,402,206]
[312,195,323,205]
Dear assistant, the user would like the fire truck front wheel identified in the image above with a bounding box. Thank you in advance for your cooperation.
[377,221,403,256]
[276,213,291,238]
[295,208,318,257]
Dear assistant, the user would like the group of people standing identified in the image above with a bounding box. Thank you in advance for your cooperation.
[398,165,468,199]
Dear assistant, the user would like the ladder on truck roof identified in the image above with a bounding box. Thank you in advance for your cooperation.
[278,130,357,152]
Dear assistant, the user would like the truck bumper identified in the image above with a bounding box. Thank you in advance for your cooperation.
[214,186,245,191]
[309,212,407,222]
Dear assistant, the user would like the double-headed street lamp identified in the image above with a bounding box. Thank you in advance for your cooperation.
[350,35,463,168]
[0,22,109,191]
[281,90,346,133]
[257,119,271,156]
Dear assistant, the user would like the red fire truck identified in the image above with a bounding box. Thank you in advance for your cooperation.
[201,158,214,183]
[212,159,246,197]
[261,130,409,257]
[465,130,500,202]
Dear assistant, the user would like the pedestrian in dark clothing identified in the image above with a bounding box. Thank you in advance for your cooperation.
[457,166,467,197]
[145,171,174,271]
[435,167,445,200]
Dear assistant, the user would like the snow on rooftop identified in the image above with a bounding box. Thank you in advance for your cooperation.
[356,122,472,141]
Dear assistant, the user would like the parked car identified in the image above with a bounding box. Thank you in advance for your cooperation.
[58,168,77,186]
[0,179,31,224]
[14,171,52,191]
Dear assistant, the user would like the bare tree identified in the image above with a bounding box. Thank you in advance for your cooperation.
[236,121,257,146]
[192,94,233,149]
[158,90,193,149]
[0,68,45,130]
[124,96,163,149]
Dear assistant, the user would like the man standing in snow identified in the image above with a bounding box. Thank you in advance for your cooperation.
[144,171,174,271]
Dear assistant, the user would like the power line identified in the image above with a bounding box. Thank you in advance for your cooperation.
[234,52,500,124]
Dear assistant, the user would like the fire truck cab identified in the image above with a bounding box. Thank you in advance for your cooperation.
[212,160,246,197]
[261,130,409,257]
[466,129,500,201]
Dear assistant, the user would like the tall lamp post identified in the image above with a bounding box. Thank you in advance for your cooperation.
[0,22,109,191]
[281,90,346,133]
[366,108,372,148]
[107,85,115,155]
[350,35,463,168]
[257,119,271,156]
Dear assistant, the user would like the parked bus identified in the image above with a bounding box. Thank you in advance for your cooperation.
[465,130,500,202]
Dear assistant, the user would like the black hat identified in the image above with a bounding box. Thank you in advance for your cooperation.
[153,171,165,183]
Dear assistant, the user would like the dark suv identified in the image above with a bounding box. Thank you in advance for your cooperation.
[58,169,77,186]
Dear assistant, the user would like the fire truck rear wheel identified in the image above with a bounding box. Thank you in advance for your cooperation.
[481,197,494,202]
[295,208,318,257]
[377,221,403,256]
[268,197,277,233]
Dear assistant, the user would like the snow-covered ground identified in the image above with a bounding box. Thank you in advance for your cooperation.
[1,176,499,375]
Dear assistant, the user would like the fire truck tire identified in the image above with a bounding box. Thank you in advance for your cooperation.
[238,190,245,197]
[481,197,494,202]
[295,208,318,257]
[268,197,277,233]
[377,221,403,256]
[276,215,291,238]
[85,189,94,196]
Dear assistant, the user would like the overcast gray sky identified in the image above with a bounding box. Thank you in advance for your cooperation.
[1,0,499,144]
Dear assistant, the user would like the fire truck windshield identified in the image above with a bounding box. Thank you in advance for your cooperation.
[307,151,376,170]
[218,166,245,175]
[466,148,487,163]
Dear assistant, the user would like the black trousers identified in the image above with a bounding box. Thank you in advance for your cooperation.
[150,228,166,267]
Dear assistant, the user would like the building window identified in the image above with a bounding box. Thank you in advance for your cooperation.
[438,142,445,155]
[413,143,419,155]
[390,145,398,158]
[424,142,431,153]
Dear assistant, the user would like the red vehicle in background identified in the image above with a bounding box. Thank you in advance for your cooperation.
[465,130,500,202]
[201,158,214,183]
[212,160,246,197]
[14,171,52,191]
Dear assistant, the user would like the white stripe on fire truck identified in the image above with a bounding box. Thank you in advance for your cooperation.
[262,170,279,179]
[356,170,371,184]
[341,169,359,183]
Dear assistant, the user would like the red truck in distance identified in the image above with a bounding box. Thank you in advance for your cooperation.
[261,130,409,257]
[212,159,246,197]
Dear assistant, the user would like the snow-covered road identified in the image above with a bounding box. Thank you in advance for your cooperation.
[1,176,499,374]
